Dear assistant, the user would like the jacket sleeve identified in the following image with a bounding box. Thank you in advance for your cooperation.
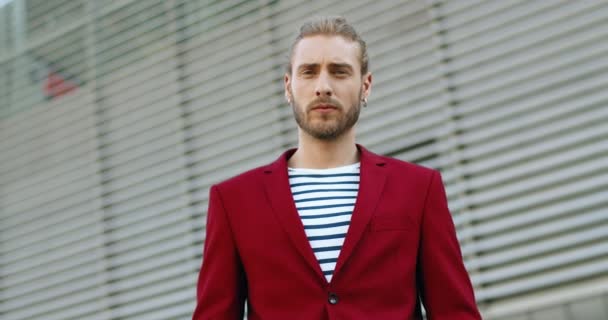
[192,185,247,320]
[417,171,482,319]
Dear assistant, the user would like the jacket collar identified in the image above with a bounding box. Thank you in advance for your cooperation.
[262,143,388,284]
[263,143,386,174]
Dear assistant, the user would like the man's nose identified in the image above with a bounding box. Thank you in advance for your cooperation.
[315,73,333,97]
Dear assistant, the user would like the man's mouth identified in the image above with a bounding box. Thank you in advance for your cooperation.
[312,104,337,110]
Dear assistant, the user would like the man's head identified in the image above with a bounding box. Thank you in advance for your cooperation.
[285,16,372,141]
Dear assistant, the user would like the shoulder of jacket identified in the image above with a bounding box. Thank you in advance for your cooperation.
[210,164,267,193]
[380,155,438,178]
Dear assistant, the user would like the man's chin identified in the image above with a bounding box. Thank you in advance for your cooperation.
[304,126,343,140]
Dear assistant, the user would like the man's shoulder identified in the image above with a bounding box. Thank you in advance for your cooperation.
[378,153,438,178]
[210,147,440,192]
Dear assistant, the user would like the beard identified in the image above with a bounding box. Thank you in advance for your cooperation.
[290,91,362,141]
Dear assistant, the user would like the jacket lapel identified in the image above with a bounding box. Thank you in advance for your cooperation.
[262,144,388,284]
[262,147,326,282]
[333,144,387,278]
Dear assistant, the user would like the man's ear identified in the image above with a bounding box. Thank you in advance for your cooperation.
[284,73,292,102]
[362,72,372,100]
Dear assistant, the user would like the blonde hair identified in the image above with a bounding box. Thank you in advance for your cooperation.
[286,16,369,76]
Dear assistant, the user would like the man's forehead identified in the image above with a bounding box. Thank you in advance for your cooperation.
[292,35,360,66]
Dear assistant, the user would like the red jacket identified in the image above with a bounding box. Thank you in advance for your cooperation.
[193,144,481,319]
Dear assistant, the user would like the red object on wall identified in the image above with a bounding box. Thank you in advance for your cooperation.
[44,70,78,99]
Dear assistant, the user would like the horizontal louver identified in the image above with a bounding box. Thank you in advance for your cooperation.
[93,1,195,319]
[0,90,110,320]
[431,0,608,318]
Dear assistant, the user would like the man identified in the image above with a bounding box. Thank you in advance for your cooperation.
[193,16,481,320]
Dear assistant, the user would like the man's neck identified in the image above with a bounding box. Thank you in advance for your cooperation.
[288,131,359,169]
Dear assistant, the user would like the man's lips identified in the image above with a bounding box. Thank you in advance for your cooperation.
[312,104,337,110]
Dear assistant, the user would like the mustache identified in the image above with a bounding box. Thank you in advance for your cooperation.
[306,98,343,111]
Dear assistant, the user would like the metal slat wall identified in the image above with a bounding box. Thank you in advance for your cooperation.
[1,1,608,319]
[0,93,111,320]
[0,0,199,319]
[94,1,197,319]
[0,1,14,57]
[179,0,285,238]
[0,61,10,115]
[429,0,608,319]
[0,0,113,318]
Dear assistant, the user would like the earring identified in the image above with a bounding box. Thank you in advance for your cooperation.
[362,98,367,108]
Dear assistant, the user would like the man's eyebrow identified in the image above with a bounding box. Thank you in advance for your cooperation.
[296,63,354,70]
[297,63,319,70]
[329,63,353,70]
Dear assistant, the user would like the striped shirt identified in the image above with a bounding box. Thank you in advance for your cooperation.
[288,162,360,282]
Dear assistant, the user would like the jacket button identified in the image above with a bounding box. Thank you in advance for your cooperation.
[328,292,339,305]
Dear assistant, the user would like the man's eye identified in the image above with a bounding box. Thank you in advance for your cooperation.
[335,70,347,75]
[302,70,313,75]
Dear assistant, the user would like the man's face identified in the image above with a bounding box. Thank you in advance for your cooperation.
[285,35,371,140]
